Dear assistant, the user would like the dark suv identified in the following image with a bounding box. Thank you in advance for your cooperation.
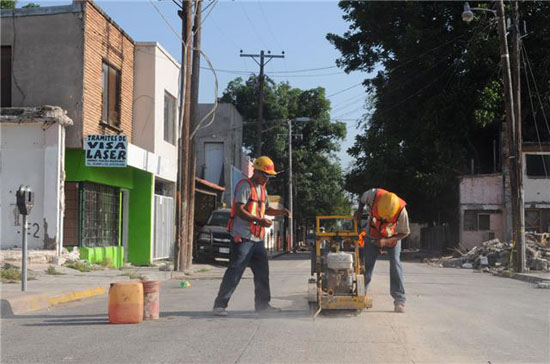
[194,209,232,261]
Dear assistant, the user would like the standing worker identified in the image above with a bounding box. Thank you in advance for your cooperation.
[356,188,410,313]
[213,156,290,316]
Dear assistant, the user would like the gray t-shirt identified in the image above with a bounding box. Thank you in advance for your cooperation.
[231,180,270,242]
[360,189,410,235]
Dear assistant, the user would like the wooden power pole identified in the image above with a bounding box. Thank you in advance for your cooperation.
[510,0,526,272]
[496,0,525,272]
[175,1,193,272]
[186,0,202,270]
[240,50,284,156]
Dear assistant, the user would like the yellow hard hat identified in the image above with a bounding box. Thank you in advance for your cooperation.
[377,192,400,220]
[253,156,277,175]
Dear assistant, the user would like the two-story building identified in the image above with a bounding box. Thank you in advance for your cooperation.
[1,1,179,266]
[458,143,550,249]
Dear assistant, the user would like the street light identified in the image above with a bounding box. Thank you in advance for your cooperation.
[461,2,496,23]
[288,117,311,252]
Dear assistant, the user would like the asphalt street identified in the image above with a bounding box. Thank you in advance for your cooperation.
[1,253,549,364]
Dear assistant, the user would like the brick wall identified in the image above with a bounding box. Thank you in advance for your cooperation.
[82,1,134,143]
[63,182,79,246]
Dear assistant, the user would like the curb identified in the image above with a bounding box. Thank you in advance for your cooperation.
[2,287,107,316]
[2,272,187,316]
[495,271,550,285]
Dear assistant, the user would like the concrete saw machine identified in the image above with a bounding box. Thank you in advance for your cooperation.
[308,216,372,317]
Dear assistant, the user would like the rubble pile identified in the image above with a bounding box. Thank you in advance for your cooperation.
[427,233,550,272]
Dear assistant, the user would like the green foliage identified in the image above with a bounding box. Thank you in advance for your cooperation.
[64,261,93,272]
[22,2,39,8]
[328,1,550,224]
[98,258,114,269]
[0,0,16,9]
[45,265,66,275]
[220,76,351,227]
[1,264,36,283]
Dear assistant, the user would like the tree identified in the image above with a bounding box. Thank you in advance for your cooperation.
[220,76,351,229]
[22,2,40,8]
[327,1,550,227]
[0,0,16,9]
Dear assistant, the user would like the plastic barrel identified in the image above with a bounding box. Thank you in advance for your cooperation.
[108,281,143,324]
[142,281,160,320]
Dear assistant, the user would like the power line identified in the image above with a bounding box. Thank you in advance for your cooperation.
[522,43,548,177]
[327,82,364,98]
[522,44,550,137]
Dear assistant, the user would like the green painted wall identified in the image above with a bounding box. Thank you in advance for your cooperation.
[127,169,154,266]
[65,149,154,266]
[66,149,134,189]
[80,247,124,268]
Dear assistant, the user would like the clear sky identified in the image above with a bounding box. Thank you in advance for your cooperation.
[21,0,374,169]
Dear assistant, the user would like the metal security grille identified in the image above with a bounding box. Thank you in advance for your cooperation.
[80,182,120,247]
[153,195,174,260]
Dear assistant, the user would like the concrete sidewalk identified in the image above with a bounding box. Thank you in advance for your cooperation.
[1,252,289,316]
[1,263,186,315]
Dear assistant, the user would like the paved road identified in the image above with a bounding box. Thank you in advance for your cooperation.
[2,253,549,363]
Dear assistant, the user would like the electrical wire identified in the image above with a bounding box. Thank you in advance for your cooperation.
[522,44,550,137]
[327,82,364,98]
[521,43,548,177]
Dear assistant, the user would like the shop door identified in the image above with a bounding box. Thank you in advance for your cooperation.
[153,195,174,260]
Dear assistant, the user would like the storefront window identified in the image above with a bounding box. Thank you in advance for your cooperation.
[80,182,120,247]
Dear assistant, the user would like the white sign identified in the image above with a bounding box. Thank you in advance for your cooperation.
[85,135,127,167]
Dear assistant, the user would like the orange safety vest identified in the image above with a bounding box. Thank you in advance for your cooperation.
[357,230,366,248]
[227,178,267,239]
[368,188,407,240]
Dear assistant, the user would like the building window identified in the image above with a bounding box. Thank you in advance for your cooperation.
[526,154,550,178]
[164,91,177,144]
[526,208,550,233]
[79,182,120,247]
[464,210,492,231]
[1,46,12,107]
[101,62,121,128]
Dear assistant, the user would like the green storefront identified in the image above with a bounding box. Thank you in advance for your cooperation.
[65,149,154,267]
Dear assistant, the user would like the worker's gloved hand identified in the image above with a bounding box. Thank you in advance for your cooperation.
[259,218,273,228]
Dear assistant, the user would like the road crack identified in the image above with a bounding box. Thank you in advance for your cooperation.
[233,323,261,364]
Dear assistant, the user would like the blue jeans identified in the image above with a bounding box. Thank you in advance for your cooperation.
[213,238,271,310]
[363,239,406,303]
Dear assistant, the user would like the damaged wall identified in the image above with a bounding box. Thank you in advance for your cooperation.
[1,120,65,250]
[459,174,506,249]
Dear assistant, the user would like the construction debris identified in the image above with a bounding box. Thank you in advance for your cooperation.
[427,233,550,273]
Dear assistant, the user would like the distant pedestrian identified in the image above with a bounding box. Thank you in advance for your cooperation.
[213,156,290,316]
[355,188,410,313]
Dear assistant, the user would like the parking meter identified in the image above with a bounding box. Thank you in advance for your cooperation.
[16,185,34,215]
[16,185,33,292]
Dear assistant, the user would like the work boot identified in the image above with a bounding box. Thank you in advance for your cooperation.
[394,302,405,313]
[255,304,282,313]
[213,307,228,317]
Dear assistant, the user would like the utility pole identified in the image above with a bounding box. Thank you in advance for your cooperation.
[510,0,526,272]
[186,0,202,270]
[288,118,293,253]
[495,0,524,272]
[240,50,284,156]
[175,1,193,272]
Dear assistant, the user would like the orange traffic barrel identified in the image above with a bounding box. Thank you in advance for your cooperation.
[142,281,160,320]
[108,281,143,324]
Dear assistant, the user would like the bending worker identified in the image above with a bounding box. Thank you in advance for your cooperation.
[356,188,410,313]
[213,156,290,316]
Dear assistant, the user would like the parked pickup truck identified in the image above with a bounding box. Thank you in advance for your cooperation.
[194,209,232,262]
